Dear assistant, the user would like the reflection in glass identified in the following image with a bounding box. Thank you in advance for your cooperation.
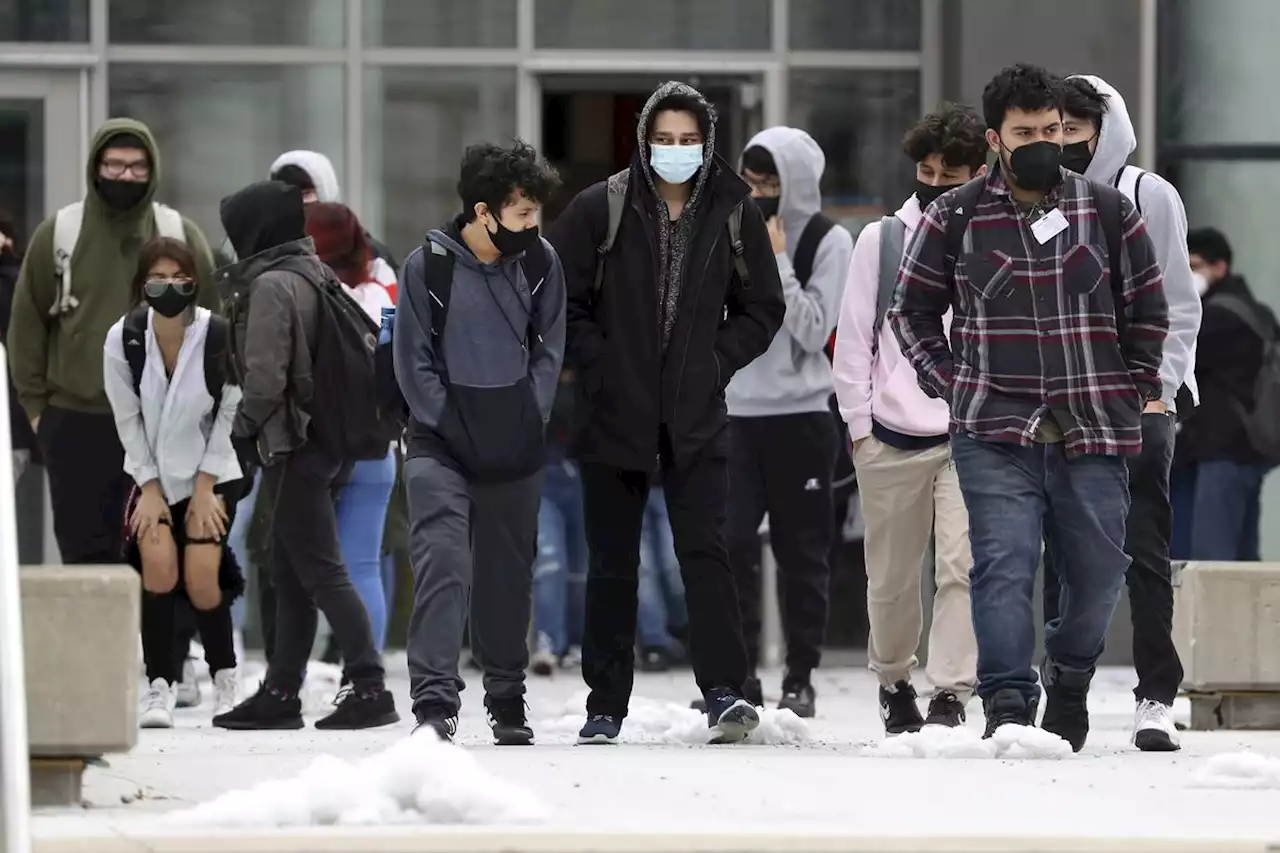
[0,0,88,41]
[109,0,345,46]
[789,0,921,51]
[110,65,345,240]
[364,0,517,47]
[0,99,45,243]
[535,0,770,51]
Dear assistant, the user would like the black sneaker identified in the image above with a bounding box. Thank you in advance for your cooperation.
[413,706,458,743]
[485,695,534,746]
[577,714,621,745]
[705,687,760,744]
[638,647,671,673]
[690,674,764,712]
[212,683,304,731]
[981,688,1038,738]
[1040,665,1092,753]
[878,680,924,735]
[778,676,816,719]
[315,684,401,730]
[924,691,966,727]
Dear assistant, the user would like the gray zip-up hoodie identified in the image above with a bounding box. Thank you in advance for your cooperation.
[393,223,566,482]
[1069,74,1201,409]
[726,126,853,416]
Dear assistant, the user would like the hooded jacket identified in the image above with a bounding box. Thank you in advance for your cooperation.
[394,220,567,482]
[7,119,217,420]
[1068,74,1201,410]
[547,81,785,473]
[726,127,853,417]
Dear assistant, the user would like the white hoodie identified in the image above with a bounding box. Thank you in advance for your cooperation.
[1068,74,1201,409]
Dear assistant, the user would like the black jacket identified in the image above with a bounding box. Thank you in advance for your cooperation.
[1178,274,1273,465]
[1,250,37,455]
[547,156,785,473]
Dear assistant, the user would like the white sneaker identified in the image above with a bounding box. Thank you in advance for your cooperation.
[176,658,201,709]
[139,678,177,729]
[213,668,240,718]
[559,645,583,670]
[530,632,556,677]
[1133,699,1180,751]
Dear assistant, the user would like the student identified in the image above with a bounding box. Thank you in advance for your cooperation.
[888,64,1167,752]
[833,103,986,735]
[396,141,566,744]
[103,238,243,728]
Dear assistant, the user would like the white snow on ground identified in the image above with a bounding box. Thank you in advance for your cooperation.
[1192,751,1280,790]
[864,721,1073,760]
[537,690,810,745]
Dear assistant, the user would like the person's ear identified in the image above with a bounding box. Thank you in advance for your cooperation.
[985,128,1001,154]
[976,163,989,178]
[474,202,489,226]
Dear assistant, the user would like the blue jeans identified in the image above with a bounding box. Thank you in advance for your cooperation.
[532,459,588,655]
[1170,461,1267,561]
[336,448,397,652]
[637,486,688,650]
[226,474,261,632]
[950,434,1130,702]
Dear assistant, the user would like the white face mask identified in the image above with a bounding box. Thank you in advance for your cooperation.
[1192,271,1209,296]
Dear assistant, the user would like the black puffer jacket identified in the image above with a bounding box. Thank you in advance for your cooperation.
[1,248,37,456]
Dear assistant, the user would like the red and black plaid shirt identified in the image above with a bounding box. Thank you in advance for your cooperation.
[887,169,1167,457]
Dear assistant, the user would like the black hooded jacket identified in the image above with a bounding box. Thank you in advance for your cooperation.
[547,82,785,472]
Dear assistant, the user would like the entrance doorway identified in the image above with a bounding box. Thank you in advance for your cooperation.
[0,69,85,565]
[538,74,763,223]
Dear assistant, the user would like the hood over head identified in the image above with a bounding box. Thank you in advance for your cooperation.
[87,118,161,216]
[739,125,824,237]
[635,81,718,204]
[1067,74,1136,183]
[220,180,308,261]
[269,149,341,202]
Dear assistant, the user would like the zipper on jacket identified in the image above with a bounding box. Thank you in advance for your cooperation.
[671,226,725,438]
[634,198,663,464]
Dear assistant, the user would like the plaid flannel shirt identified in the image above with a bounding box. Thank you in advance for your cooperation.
[887,169,1168,457]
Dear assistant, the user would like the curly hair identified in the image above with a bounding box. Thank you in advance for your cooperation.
[902,103,988,172]
[457,140,561,222]
[1062,77,1110,131]
[981,63,1065,131]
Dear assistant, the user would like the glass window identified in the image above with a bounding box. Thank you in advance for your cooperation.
[788,70,920,232]
[364,67,517,260]
[110,64,345,242]
[0,0,88,41]
[789,0,921,51]
[535,0,770,51]
[110,0,345,46]
[364,0,517,47]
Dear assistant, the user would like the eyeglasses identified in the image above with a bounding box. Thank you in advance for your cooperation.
[144,276,196,297]
[101,158,150,179]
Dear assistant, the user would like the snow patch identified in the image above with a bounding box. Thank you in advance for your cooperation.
[538,691,810,745]
[159,728,548,828]
[1192,752,1280,790]
[864,724,1072,760]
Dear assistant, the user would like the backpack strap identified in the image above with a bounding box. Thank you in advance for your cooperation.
[1114,165,1147,218]
[51,201,85,317]
[519,239,551,351]
[423,241,458,369]
[793,212,837,288]
[727,203,750,288]
[593,168,630,295]
[153,203,186,241]
[121,305,149,397]
[942,176,988,279]
[1212,293,1275,343]
[204,314,229,411]
[872,215,907,352]
[1093,183,1128,338]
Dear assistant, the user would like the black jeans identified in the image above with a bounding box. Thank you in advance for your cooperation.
[1043,412,1183,705]
[726,413,837,679]
[37,406,131,564]
[580,433,750,717]
[262,445,384,692]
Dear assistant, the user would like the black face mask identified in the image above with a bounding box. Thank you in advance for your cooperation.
[97,179,149,211]
[755,196,780,221]
[1004,140,1063,192]
[145,284,196,319]
[1059,139,1095,175]
[487,216,540,257]
[915,181,963,208]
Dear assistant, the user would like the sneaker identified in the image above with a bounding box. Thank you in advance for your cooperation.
[1040,665,1091,753]
[139,678,176,729]
[413,707,458,743]
[638,647,671,673]
[925,690,966,727]
[1133,699,1180,752]
[981,688,1038,738]
[485,695,534,745]
[690,674,764,713]
[559,646,582,670]
[212,683,305,731]
[530,633,556,677]
[577,713,621,745]
[175,658,201,709]
[879,680,924,735]
[315,684,401,730]
[212,668,240,718]
[705,688,760,744]
[778,677,816,719]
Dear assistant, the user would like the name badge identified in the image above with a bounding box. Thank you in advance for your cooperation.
[1031,208,1068,245]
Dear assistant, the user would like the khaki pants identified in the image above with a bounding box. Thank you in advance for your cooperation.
[854,435,976,700]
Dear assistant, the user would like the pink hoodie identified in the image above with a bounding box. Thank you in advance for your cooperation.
[833,194,951,442]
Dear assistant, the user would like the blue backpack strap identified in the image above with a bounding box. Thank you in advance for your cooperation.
[121,305,149,397]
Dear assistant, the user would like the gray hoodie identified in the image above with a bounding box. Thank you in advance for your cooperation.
[1069,74,1201,409]
[393,224,567,481]
[726,126,853,417]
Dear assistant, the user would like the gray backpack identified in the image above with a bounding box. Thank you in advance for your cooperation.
[872,215,908,355]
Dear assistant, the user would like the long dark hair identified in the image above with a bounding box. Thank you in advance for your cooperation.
[131,237,200,309]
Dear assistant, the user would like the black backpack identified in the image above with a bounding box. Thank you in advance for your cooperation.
[793,212,838,361]
[1207,294,1280,466]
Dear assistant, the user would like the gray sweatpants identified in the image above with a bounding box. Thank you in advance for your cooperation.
[404,455,542,717]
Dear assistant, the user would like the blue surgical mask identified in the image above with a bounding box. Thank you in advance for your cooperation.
[650,144,703,185]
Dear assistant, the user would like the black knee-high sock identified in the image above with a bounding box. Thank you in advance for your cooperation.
[194,601,238,677]
[141,592,181,684]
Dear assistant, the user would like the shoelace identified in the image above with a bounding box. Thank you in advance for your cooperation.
[142,688,167,711]
[333,685,354,706]
[1136,699,1171,725]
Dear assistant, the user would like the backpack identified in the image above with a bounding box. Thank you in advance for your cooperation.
[873,214,909,357]
[593,168,750,294]
[793,212,838,361]
[52,201,185,316]
[1206,294,1280,466]
[1114,165,1149,217]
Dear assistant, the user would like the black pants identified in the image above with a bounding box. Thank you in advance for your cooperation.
[580,433,750,717]
[37,406,131,564]
[1044,412,1183,705]
[262,445,384,692]
[726,413,837,679]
